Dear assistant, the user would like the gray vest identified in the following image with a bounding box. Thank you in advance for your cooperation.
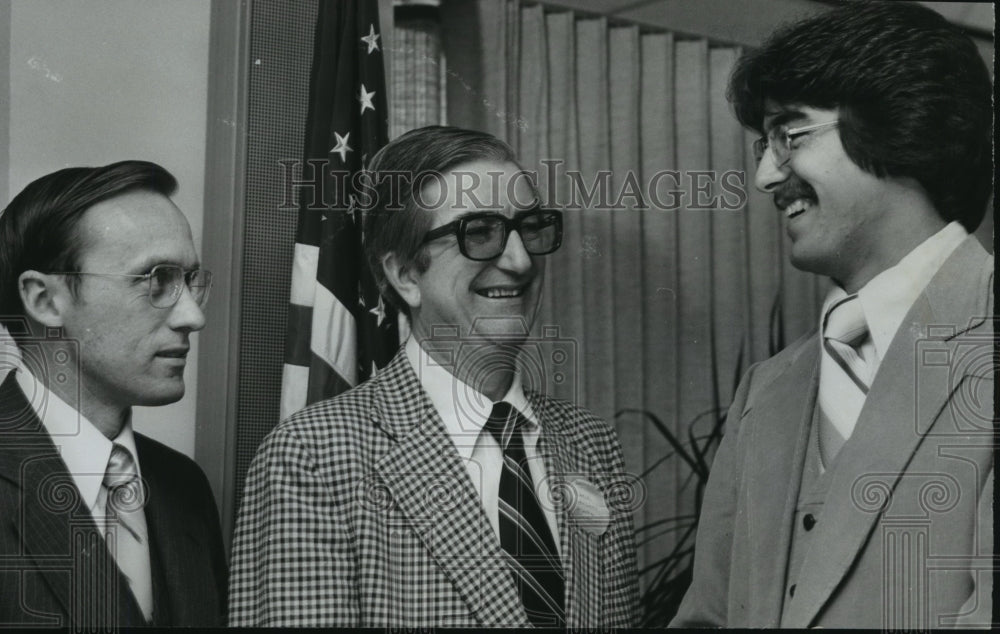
[780,405,838,626]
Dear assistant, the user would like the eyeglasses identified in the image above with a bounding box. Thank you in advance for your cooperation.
[752,120,839,166]
[421,208,563,261]
[49,264,213,308]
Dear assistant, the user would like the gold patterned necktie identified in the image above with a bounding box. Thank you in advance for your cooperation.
[818,295,872,463]
[103,443,154,621]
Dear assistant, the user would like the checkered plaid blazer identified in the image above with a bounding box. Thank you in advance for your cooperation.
[229,348,639,627]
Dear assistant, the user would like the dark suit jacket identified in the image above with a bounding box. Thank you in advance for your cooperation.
[673,236,994,628]
[0,372,227,627]
[228,348,640,627]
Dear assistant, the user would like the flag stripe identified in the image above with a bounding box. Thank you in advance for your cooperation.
[310,284,358,386]
[280,363,310,421]
[306,352,354,407]
[317,213,362,312]
[290,243,320,306]
[284,303,314,366]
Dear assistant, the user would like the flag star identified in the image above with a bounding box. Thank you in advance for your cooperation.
[369,295,387,326]
[370,360,379,378]
[361,24,381,54]
[358,281,366,308]
[330,131,352,163]
[358,84,376,115]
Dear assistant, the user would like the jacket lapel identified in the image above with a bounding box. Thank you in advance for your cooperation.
[528,393,600,628]
[1,446,77,620]
[0,373,143,627]
[784,238,993,627]
[741,340,819,625]
[372,354,529,627]
[135,435,209,626]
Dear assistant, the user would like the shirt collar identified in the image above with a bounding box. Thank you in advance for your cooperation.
[405,336,538,462]
[821,221,968,361]
[14,366,139,512]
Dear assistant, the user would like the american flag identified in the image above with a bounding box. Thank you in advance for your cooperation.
[280,0,400,421]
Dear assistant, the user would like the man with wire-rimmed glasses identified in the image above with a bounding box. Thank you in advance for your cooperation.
[673,2,993,629]
[230,125,639,627]
[0,160,227,627]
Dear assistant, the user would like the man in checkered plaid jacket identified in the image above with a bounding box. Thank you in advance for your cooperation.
[229,126,640,627]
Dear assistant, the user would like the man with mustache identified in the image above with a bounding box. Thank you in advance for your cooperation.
[673,2,993,629]
[229,126,639,627]
[0,161,227,627]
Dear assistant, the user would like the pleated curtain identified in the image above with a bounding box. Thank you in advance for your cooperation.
[442,0,827,588]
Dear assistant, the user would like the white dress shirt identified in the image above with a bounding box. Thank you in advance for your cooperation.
[405,336,561,552]
[13,366,144,525]
[13,365,154,619]
[818,221,969,377]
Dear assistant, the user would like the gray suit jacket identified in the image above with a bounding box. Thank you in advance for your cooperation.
[672,237,994,628]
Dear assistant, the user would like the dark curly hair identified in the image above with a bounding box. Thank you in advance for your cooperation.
[729,1,992,231]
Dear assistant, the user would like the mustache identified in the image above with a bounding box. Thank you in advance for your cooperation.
[774,177,818,210]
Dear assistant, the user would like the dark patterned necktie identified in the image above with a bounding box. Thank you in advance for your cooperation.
[484,401,565,627]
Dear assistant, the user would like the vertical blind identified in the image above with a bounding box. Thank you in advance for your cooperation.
[441,0,828,584]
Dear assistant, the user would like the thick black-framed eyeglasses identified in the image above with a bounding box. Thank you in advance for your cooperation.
[48,264,213,309]
[421,208,563,261]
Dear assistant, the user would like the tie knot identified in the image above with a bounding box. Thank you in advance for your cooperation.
[484,401,526,450]
[103,443,138,490]
[824,295,868,347]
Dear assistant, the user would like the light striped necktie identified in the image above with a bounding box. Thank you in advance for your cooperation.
[103,443,154,622]
[485,402,565,627]
[818,294,873,464]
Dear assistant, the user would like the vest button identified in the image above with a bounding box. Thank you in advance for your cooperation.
[803,513,816,531]
[789,584,796,598]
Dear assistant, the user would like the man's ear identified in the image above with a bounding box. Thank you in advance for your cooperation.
[18,271,69,328]
[381,252,421,310]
